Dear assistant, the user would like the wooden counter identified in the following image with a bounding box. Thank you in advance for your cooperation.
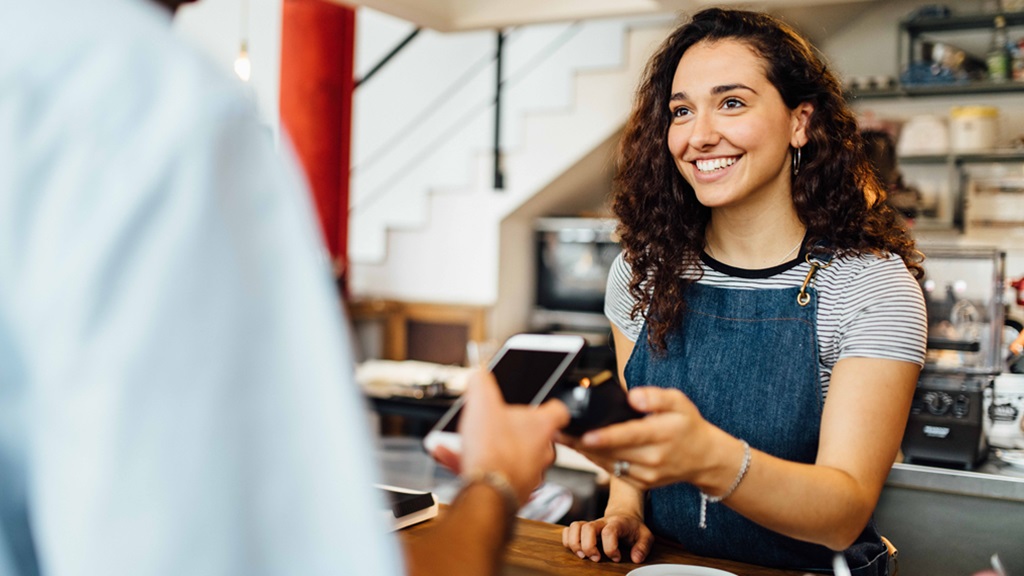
[399,507,806,576]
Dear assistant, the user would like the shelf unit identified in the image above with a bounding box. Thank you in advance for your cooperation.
[898,151,1024,231]
[847,10,1024,233]
[901,10,1024,35]
[900,9,1024,85]
[847,10,1024,100]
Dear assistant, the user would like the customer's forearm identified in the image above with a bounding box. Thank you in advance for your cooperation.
[403,482,514,576]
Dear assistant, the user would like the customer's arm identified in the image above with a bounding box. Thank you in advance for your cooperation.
[404,371,570,576]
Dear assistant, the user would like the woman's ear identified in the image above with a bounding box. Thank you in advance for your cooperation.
[790,102,814,148]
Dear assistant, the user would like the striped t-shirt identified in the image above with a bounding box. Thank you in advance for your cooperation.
[605,249,928,397]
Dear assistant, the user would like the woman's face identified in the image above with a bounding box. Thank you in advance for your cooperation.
[666,39,812,212]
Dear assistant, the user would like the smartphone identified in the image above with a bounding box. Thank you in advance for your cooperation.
[559,370,644,436]
[422,333,585,456]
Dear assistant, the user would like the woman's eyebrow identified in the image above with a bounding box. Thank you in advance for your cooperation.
[670,83,758,102]
[712,83,757,95]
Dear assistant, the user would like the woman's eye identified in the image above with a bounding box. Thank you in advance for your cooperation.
[722,98,744,110]
[671,106,691,118]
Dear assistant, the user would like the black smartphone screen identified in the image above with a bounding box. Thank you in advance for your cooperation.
[440,348,573,432]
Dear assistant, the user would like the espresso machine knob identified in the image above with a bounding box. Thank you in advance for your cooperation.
[952,394,971,418]
[923,391,953,416]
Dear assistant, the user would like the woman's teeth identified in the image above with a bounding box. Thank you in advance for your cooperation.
[695,157,737,173]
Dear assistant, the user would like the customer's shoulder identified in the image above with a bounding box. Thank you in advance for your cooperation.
[4,0,242,111]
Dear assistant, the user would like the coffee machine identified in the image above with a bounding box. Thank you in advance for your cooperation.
[901,246,1004,469]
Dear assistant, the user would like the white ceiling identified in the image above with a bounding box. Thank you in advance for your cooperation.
[335,0,884,42]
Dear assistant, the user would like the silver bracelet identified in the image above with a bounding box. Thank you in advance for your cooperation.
[698,440,751,530]
[462,469,520,515]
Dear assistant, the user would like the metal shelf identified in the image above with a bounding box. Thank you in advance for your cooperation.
[899,150,1024,164]
[897,154,952,164]
[887,10,1024,100]
[901,10,1024,35]
[848,81,1024,100]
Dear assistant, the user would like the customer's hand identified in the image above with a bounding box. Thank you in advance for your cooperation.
[455,369,571,504]
[560,386,726,490]
[562,512,654,563]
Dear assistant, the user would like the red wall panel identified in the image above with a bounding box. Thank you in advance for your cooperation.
[279,0,355,277]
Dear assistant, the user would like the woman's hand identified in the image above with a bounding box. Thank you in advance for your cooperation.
[561,512,654,563]
[562,386,733,491]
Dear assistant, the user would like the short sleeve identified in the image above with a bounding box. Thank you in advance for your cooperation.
[836,255,928,366]
[605,252,646,342]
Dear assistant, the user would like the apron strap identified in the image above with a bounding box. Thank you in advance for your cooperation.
[797,251,833,306]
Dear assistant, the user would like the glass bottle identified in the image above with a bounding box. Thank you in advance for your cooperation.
[987,15,1011,82]
[1013,38,1024,82]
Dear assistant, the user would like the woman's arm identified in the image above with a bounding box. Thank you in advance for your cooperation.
[574,356,919,550]
[561,325,655,564]
[724,356,919,548]
[610,323,634,391]
[605,325,649,525]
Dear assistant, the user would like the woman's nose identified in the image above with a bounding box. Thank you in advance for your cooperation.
[688,113,719,149]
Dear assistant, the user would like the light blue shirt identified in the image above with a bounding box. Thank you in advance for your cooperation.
[0,0,401,574]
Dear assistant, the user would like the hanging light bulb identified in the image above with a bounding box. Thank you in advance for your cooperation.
[234,39,251,82]
[233,0,251,82]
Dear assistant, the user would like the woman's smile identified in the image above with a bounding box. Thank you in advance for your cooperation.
[690,155,742,185]
[694,156,739,174]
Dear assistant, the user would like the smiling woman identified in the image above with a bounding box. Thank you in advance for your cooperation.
[666,40,811,238]
[560,8,927,576]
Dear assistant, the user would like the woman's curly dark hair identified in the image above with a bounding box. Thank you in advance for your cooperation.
[614,7,922,352]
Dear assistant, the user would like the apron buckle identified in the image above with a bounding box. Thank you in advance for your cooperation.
[797,252,833,307]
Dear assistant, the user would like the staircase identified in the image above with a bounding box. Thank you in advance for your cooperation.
[349,12,672,310]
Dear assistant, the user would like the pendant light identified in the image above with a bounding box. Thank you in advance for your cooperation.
[233,0,251,82]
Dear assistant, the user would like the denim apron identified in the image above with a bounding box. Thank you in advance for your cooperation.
[625,269,889,576]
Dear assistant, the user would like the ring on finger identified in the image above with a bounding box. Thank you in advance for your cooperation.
[613,460,631,478]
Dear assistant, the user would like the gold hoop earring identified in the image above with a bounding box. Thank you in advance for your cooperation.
[791,147,802,177]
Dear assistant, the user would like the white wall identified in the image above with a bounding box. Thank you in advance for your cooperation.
[492,131,618,339]
[346,16,646,288]
[347,18,670,332]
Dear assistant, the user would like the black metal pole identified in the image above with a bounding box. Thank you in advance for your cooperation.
[494,29,505,190]
[355,28,421,89]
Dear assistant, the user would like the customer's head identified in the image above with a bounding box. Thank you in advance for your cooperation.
[151,0,198,14]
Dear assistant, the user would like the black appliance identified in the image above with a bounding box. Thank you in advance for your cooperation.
[533,217,620,330]
[902,246,1004,469]
[904,373,992,468]
[532,217,621,375]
